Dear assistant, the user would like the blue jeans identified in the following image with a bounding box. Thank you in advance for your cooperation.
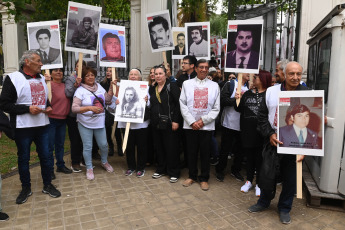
[48,118,67,171]
[15,125,51,188]
[78,123,108,169]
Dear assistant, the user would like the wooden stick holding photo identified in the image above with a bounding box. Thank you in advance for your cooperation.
[162,51,168,69]
[111,67,118,150]
[249,73,254,89]
[77,53,83,81]
[296,155,303,199]
[122,122,131,153]
[236,73,243,106]
[45,69,52,103]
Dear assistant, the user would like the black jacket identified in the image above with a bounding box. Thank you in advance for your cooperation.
[149,80,181,128]
[258,82,309,190]
[176,70,197,88]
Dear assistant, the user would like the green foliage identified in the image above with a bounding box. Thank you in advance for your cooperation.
[210,13,227,38]
[5,0,130,23]
[178,0,217,26]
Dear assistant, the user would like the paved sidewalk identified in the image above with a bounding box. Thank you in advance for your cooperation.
[1,155,344,230]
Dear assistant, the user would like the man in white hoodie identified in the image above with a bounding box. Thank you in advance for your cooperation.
[179,59,220,191]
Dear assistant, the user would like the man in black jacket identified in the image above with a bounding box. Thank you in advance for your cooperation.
[0,50,61,205]
[248,61,307,225]
[176,55,197,89]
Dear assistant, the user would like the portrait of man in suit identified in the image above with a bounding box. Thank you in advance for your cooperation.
[35,29,61,65]
[226,24,260,70]
[173,33,185,55]
[279,104,320,149]
[100,32,125,62]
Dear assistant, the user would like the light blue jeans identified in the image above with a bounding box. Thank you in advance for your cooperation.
[77,123,109,169]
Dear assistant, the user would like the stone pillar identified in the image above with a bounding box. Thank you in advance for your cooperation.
[0,3,21,76]
[130,0,168,78]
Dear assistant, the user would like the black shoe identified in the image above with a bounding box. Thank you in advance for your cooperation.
[216,173,224,182]
[16,187,32,204]
[51,172,56,180]
[279,212,291,224]
[117,149,124,156]
[210,157,219,166]
[108,149,114,156]
[0,212,9,221]
[248,204,268,213]
[57,166,73,174]
[42,184,61,198]
[231,171,244,181]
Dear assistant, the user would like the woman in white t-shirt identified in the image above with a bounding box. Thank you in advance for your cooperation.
[72,67,117,180]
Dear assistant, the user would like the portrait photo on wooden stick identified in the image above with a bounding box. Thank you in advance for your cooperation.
[65,1,102,55]
[27,20,63,70]
[277,90,324,156]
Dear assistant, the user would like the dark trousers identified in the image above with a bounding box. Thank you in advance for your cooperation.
[244,147,263,183]
[105,123,114,151]
[216,126,242,174]
[147,124,156,165]
[66,116,83,165]
[48,118,67,171]
[115,123,123,155]
[152,127,180,178]
[15,125,51,188]
[257,154,296,213]
[126,128,148,171]
[185,129,212,182]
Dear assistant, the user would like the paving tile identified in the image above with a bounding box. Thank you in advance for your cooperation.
[1,154,345,230]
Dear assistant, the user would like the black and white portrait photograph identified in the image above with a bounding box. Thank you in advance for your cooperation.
[146,10,174,53]
[65,1,102,55]
[277,90,324,156]
[225,20,263,74]
[185,22,210,60]
[99,23,126,68]
[115,80,148,123]
[27,20,63,70]
[172,27,186,59]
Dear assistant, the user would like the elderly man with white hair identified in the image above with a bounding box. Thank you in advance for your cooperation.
[0,50,61,204]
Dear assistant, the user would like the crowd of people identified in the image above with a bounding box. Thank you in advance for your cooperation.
[0,50,307,225]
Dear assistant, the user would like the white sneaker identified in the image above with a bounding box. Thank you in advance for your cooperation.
[241,181,252,193]
[255,185,261,197]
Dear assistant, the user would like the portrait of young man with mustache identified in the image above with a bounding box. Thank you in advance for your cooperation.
[188,26,208,57]
[226,24,261,70]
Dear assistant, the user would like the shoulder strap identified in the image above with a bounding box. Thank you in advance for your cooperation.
[87,90,105,108]
[229,80,235,96]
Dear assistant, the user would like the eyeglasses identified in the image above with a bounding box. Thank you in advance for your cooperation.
[182,62,190,65]
[198,66,209,70]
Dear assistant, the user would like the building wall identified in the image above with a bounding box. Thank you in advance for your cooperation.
[130,0,168,79]
[298,0,345,71]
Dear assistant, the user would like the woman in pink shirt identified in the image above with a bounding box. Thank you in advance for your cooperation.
[46,68,72,179]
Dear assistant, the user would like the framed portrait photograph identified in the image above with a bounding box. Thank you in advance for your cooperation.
[99,23,126,68]
[185,22,210,60]
[114,80,149,123]
[146,10,174,53]
[277,90,324,156]
[172,27,186,59]
[65,1,102,55]
[225,19,263,74]
[27,20,63,70]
